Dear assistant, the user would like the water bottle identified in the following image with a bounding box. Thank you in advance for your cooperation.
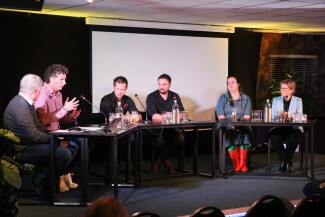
[263,99,271,122]
[172,97,180,124]
[115,99,123,129]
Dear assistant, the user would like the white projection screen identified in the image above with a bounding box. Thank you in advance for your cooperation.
[91,29,228,121]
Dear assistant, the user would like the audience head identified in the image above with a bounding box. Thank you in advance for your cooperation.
[43,64,69,91]
[303,180,325,197]
[84,197,128,217]
[113,76,128,100]
[158,73,172,95]
[19,74,43,102]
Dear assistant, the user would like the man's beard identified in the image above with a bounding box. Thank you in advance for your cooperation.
[159,89,168,94]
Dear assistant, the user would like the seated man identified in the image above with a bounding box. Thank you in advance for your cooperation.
[99,76,142,179]
[3,74,76,201]
[34,64,81,192]
[146,74,185,174]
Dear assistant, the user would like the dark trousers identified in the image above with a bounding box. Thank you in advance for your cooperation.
[269,127,301,162]
[18,143,75,195]
[152,129,184,161]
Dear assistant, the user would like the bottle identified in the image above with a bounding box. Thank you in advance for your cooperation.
[172,97,180,124]
[115,99,123,129]
[263,99,271,122]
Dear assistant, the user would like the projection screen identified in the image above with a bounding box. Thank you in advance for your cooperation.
[91,29,228,121]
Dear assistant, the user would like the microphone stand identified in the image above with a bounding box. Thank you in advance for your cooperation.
[135,94,151,124]
[80,95,109,127]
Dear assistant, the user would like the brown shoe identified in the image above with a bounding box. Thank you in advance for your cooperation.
[64,173,78,189]
[164,159,175,174]
[59,176,69,192]
[151,160,162,173]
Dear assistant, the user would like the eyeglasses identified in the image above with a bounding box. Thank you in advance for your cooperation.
[280,87,289,90]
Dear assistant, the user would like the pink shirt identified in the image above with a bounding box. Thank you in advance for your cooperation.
[34,83,71,131]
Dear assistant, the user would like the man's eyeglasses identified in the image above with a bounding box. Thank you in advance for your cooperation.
[280,87,289,90]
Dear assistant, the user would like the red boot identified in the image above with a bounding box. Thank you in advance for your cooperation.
[228,147,240,172]
[239,148,248,172]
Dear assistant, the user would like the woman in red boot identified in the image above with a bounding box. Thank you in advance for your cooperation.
[216,76,252,172]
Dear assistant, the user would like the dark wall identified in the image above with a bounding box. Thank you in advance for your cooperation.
[0,12,91,126]
[229,30,262,110]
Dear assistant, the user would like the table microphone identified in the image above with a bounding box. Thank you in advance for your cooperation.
[135,94,151,124]
[80,95,109,127]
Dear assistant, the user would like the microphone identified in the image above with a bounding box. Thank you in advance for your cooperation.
[135,94,151,124]
[80,95,108,126]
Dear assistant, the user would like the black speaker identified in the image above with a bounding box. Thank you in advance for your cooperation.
[0,0,44,11]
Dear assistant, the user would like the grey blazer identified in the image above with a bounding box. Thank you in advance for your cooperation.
[271,95,303,131]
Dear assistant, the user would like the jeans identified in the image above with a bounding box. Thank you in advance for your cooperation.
[18,143,73,177]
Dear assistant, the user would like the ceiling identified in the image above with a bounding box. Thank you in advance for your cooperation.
[2,0,325,34]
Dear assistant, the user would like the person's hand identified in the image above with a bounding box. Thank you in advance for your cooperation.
[63,97,79,112]
[70,109,81,119]
[152,113,162,121]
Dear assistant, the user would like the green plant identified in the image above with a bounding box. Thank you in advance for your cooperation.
[0,129,33,189]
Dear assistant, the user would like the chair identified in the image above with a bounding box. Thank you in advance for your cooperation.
[245,195,294,217]
[189,206,225,217]
[131,211,160,217]
[266,136,304,173]
[290,194,325,217]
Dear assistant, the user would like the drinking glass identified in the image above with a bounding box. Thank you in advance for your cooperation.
[162,111,172,124]
[109,113,115,124]
[180,111,189,123]
[130,111,139,124]
[252,110,262,122]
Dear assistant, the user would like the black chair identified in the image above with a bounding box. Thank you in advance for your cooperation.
[245,195,294,217]
[189,206,225,217]
[290,194,325,217]
[131,211,160,217]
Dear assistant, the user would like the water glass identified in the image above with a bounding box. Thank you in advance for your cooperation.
[130,111,139,124]
[252,110,262,122]
[162,111,172,124]
[180,111,189,123]
[275,110,286,122]
[231,108,237,121]
[123,115,130,130]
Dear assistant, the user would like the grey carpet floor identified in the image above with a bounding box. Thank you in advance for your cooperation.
[17,152,325,217]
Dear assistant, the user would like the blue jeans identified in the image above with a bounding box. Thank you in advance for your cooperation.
[18,143,73,176]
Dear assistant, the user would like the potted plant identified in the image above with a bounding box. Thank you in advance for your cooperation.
[0,129,33,217]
